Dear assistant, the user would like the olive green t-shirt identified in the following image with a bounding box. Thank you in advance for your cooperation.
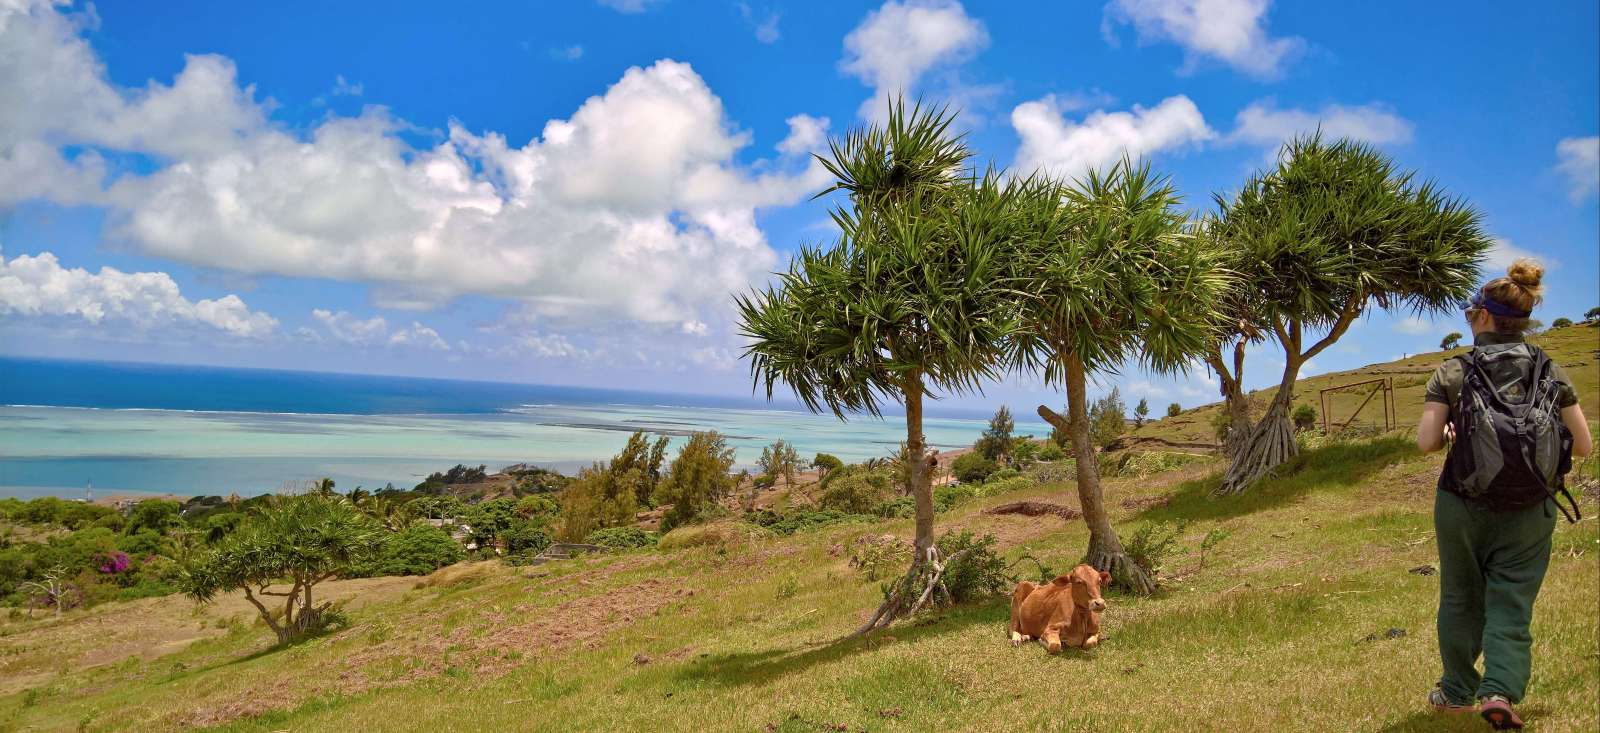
[1423,332,1579,417]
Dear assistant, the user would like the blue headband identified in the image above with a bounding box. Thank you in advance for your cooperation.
[1467,291,1531,318]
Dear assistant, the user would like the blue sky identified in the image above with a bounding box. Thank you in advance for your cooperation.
[1,0,1596,414]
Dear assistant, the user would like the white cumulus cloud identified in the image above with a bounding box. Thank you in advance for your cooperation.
[1102,0,1302,79]
[0,1,829,337]
[307,309,450,351]
[841,0,988,121]
[1010,95,1213,179]
[0,249,277,338]
[1231,101,1414,148]
[1555,135,1598,202]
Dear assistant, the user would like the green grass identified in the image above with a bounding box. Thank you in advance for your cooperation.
[1,435,1595,732]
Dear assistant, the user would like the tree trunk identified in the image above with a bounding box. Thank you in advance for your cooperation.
[1204,341,1252,459]
[1218,352,1301,495]
[1219,298,1361,495]
[850,373,944,636]
[1037,356,1157,596]
[904,376,934,558]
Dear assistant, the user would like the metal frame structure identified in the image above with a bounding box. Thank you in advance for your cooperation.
[1318,377,1395,434]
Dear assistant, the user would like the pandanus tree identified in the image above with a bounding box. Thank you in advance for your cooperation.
[179,493,381,645]
[1010,161,1230,595]
[738,100,1023,631]
[1215,135,1491,494]
[1194,216,1270,457]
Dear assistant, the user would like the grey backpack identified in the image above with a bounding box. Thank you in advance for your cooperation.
[1439,343,1579,522]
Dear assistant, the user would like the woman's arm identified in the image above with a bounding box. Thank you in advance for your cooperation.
[1561,404,1592,457]
[1417,402,1452,453]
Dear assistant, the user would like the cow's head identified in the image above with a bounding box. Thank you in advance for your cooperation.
[1051,564,1109,613]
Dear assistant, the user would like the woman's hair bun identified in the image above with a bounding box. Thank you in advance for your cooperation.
[1507,257,1544,294]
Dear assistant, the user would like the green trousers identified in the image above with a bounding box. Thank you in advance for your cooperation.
[1433,488,1556,704]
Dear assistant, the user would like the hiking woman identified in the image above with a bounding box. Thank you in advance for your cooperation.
[1415,259,1592,730]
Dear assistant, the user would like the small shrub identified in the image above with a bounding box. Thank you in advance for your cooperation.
[774,574,799,600]
[1025,460,1075,485]
[818,468,894,514]
[1009,439,1039,466]
[935,531,1007,604]
[1197,528,1231,571]
[951,452,998,484]
[848,534,908,581]
[1166,403,1182,418]
[934,483,978,512]
[585,526,657,550]
[657,522,770,552]
[1550,317,1573,328]
[987,468,1021,483]
[872,496,916,519]
[1292,404,1317,432]
[980,476,1034,497]
[748,508,871,536]
[1038,442,1065,461]
[1104,451,1205,478]
[1210,411,1234,443]
[1123,521,1187,579]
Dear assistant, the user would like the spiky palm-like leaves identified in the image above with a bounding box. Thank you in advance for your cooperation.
[1215,135,1492,493]
[737,100,1024,631]
[179,493,381,644]
[1009,160,1230,595]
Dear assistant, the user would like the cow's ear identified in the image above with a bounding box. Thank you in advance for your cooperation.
[1098,570,1112,586]
[1051,575,1073,586]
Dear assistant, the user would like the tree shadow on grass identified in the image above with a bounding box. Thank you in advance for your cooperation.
[676,599,1008,688]
[1134,437,1419,524]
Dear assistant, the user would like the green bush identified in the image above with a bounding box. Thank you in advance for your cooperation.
[848,534,907,581]
[1038,442,1065,461]
[934,483,978,512]
[501,520,552,556]
[1166,402,1182,418]
[981,476,1034,497]
[748,508,871,536]
[585,526,657,550]
[818,468,894,514]
[872,496,916,519]
[951,452,998,484]
[987,467,1021,483]
[358,524,464,577]
[1292,403,1318,432]
[1104,451,1206,478]
[935,530,1007,604]
[1025,460,1075,485]
[1009,438,1039,466]
[1551,317,1573,328]
[1123,521,1186,579]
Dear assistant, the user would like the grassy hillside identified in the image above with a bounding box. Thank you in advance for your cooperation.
[1133,323,1599,446]
[2,333,1596,732]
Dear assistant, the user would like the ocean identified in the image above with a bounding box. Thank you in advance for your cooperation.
[0,357,1051,498]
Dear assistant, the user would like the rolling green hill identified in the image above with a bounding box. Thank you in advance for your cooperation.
[2,330,1596,732]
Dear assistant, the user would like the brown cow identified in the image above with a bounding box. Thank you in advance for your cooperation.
[1009,564,1109,652]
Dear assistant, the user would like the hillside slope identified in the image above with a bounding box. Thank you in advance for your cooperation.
[2,333,1596,732]
[1130,323,1598,446]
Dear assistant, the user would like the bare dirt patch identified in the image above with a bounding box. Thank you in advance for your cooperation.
[1119,495,1171,512]
[984,501,1082,521]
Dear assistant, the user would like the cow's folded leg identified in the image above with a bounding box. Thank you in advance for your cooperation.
[1083,634,1099,649]
[1043,630,1062,653]
[1010,631,1023,647]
